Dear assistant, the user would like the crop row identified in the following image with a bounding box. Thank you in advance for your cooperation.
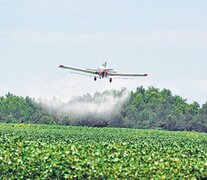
[0,123,207,179]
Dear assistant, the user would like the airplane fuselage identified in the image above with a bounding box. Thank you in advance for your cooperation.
[98,69,108,78]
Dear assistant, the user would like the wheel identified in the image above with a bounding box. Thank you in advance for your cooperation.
[94,76,97,81]
[109,78,112,83]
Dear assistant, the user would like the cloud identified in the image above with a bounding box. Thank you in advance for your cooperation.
[39,88,130,119]
[23,71,150,119]
[22,71,133,120]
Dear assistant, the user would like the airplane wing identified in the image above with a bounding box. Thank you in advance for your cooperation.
[109,72,148,77]
[59,65,98,75]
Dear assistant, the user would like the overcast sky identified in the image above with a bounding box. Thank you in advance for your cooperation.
[0,0,207,104]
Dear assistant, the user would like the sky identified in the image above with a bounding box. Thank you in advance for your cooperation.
[0,0,207,104]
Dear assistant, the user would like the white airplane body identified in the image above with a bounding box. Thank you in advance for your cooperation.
[59,62,148,83]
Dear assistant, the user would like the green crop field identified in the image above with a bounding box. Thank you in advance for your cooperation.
[0,123,207,179]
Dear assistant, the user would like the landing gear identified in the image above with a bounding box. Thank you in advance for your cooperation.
[94,76,97,81]
[109,78,112,83]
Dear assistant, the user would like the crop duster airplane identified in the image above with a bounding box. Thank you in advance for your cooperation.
[59,62,148,83]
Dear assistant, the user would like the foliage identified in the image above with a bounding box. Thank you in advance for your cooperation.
[0,86,207,132]
[123,87,207,132]
[0,93,57,125]
[0,123,207,179]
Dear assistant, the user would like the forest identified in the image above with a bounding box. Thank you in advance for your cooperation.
[0,86,206,132]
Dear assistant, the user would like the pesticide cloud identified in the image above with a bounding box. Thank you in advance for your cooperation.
[40,88,130,119]
[25,74,140,121]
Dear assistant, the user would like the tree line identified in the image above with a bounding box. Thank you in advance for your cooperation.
[0,87,206,132]
[123,87,207,132]
[0,93,56,125]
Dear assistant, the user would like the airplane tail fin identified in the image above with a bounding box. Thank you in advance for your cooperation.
[102,62,107,67]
